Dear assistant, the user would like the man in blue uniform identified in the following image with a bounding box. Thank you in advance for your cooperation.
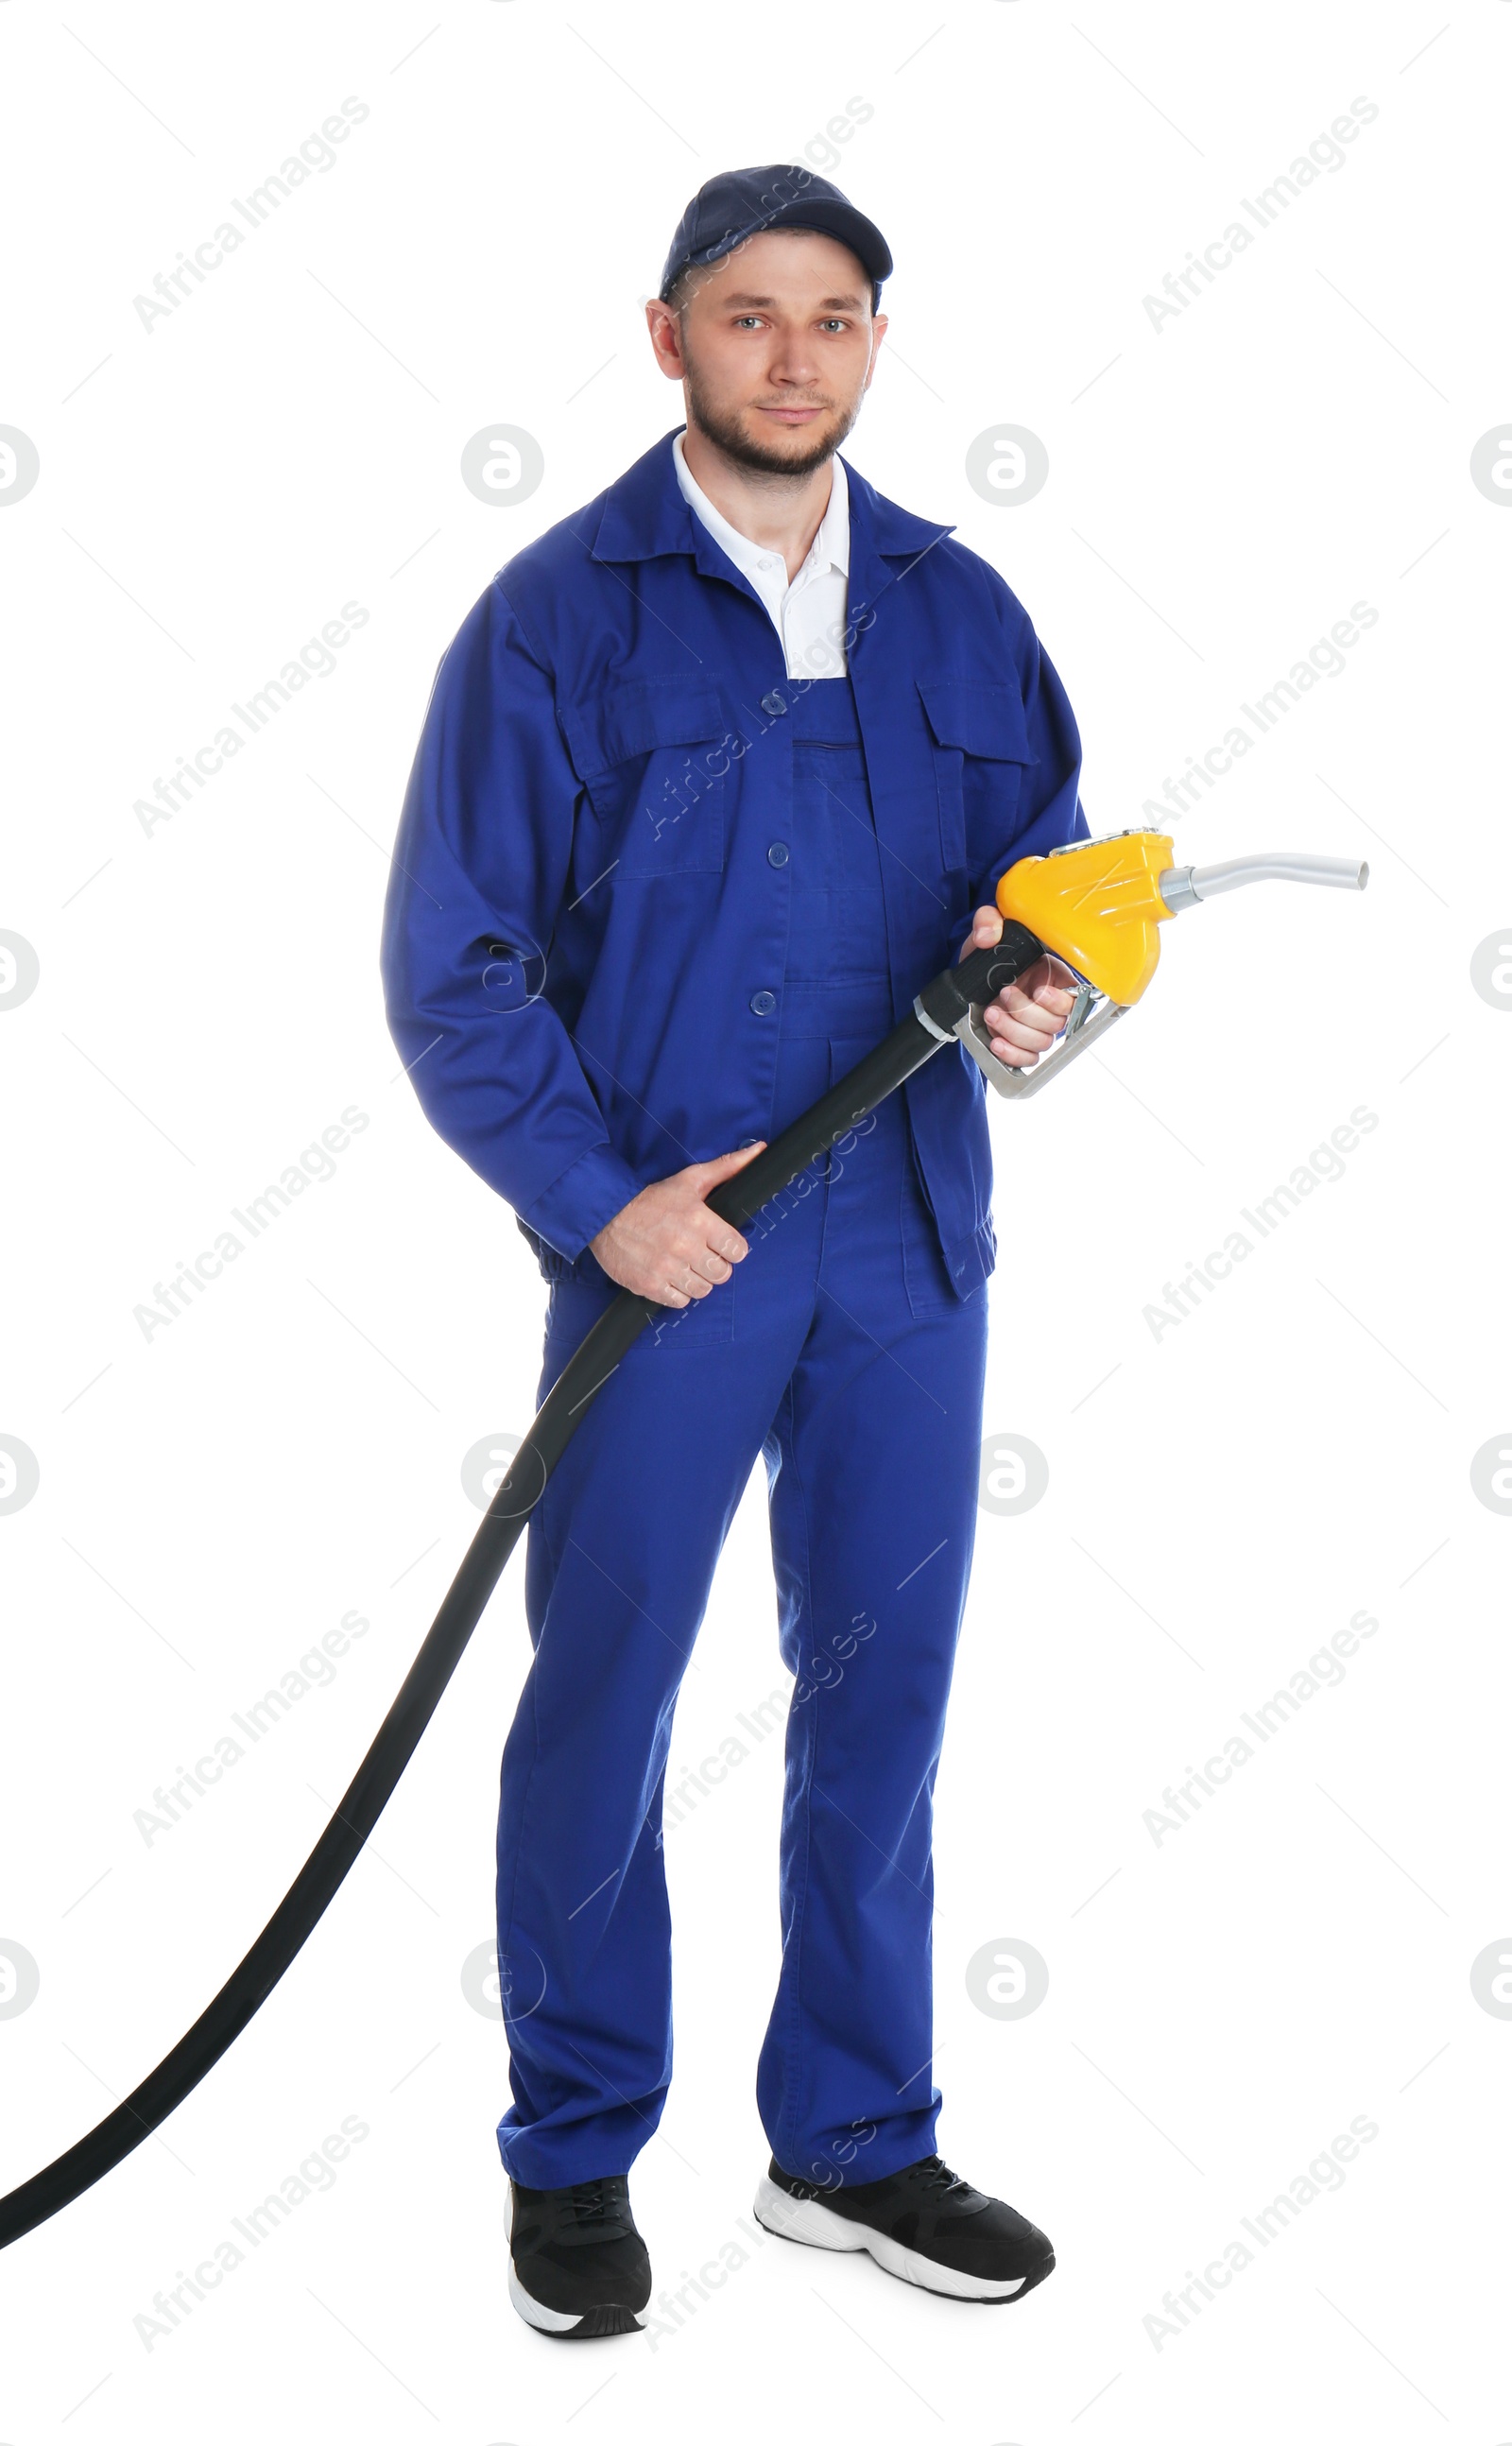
[382,167,1085,2338]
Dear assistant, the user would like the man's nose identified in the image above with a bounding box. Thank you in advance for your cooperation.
[767,343,820,388]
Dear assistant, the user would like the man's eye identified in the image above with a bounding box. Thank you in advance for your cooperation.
[734,315,764,329]
[819,319,848,334]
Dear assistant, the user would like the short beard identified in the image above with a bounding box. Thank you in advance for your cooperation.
[683,363,861,482]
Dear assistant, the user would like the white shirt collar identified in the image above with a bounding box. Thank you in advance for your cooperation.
[673,428,850,591]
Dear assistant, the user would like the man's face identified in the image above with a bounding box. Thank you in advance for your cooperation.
[647,229,887,476]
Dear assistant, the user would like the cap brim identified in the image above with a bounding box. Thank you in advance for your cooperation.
[690,196,892,284]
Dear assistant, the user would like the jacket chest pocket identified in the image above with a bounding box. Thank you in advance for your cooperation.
[918,679,1038,883]
[564,679,730,876]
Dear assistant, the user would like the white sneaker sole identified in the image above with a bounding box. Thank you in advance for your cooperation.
[752,2174,1032,2302]
[507,2262,645,2337]
[509,2265,582,2332]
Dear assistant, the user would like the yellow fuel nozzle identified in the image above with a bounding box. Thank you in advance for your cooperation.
[995,833,1370,1009]
[962,832,1367,1102]
[996,830,1177,1007]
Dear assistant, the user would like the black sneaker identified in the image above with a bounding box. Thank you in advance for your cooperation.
[507,2175,652,2338]
[754,2152,1055,2303]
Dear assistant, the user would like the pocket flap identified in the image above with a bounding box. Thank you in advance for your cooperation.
[918,679,1037,764]
[564,680,726,779]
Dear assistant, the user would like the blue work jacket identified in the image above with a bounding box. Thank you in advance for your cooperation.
[381,429,1089,1300]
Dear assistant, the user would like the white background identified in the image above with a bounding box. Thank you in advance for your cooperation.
[2,1,1508,2437]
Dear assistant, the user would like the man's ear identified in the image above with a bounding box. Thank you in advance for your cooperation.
[863,312,888,390]
[645,299,687,382]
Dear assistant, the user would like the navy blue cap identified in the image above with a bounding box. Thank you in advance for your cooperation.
[660,165,892,311]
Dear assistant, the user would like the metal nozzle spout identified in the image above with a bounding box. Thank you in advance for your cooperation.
[1158,853,1369,912]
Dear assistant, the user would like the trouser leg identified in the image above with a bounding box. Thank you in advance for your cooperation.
[756,1074,989,2186]
[495,1220,818,2188]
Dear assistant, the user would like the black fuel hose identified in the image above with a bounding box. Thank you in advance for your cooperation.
[0,922,1043,2249]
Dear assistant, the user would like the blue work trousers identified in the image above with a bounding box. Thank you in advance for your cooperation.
[495,678,989,2189]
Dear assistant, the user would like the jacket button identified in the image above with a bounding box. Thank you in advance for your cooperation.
[766,842,790,868]
[749,990,777,1016]
[761,690,786,716]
